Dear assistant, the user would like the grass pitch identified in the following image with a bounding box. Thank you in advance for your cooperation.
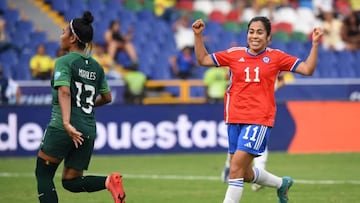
[0,152,359,203]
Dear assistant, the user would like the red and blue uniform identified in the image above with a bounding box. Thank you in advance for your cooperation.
[211,47,301,127]
[211,47,301,154]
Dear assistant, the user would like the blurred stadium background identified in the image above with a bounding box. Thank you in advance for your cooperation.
[1,0,360,81]
[0,0,360,202]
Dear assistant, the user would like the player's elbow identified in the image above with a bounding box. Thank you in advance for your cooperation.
[303,68,315,76]
[104,94,112,104]
[296,63,315,76]
[101,92,112,104]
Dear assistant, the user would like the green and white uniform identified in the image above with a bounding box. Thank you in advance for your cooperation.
[41,52,110,170]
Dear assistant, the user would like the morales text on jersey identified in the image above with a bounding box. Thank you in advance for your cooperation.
[78,68,96,80]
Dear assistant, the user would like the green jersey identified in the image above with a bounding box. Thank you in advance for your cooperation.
[48,52,110,137]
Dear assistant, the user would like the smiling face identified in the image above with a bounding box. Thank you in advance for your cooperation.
[247,21,271,54]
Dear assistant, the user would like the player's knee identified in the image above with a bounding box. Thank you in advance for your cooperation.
[35,157,58,179]
[62,178,81,193]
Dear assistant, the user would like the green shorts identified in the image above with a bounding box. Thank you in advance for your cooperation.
[40,125,95,170]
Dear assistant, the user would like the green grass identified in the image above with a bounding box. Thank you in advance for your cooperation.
[1,153,360,203]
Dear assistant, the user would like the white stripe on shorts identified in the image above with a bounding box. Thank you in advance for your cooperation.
[254,126,267,150]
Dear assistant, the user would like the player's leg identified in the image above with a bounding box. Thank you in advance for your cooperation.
[223,124,254,203]
[252,166,293,203]
[223,150,254,203]
[253,146,268,169]
[62,134,125,203]
[124,41,138,64]
[61,167,125,203]
[35,126,66,203]
[246,126,293,203]
[61,167,107,192]
[221,153,231,183]
[36,151,61,203]
[251,147,269,191]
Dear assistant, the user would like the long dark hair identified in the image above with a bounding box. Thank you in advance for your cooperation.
[247,16,272,36]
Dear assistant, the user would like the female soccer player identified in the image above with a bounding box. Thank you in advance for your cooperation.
[192,16,322,203]
[35,11,125,203]
[221,74,286,192]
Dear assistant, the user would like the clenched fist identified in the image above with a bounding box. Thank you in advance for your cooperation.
[192,19,205,35]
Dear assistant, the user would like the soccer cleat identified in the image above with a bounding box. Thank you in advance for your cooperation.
[106,172,126,203]
[277,176,294,203]
[251,183,263,191]
[221,167,230,183]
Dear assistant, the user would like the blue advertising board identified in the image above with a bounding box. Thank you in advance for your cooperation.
[0,104,229,156]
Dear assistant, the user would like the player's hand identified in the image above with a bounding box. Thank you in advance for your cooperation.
[192,19,205,35]
[312,27,323,46]
[64,123,83,148]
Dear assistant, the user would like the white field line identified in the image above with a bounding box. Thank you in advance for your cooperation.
[1,172,360,185]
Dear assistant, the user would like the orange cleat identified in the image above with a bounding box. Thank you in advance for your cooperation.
[106,172,126,203]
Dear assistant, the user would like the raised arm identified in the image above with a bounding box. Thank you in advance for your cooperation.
[192,19,215,67]
[295,27,323,76]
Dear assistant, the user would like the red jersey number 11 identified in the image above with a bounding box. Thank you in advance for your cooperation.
[244,67,260,82]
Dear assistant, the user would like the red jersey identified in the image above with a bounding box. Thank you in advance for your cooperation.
[211,47,301,126]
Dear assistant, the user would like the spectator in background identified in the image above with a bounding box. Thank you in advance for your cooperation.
[172,13,195,50]
[321,10,345,51]
[340,10,360,50]
[154,0,175,16]
[313,0,334,19]
[92,43,122,80]
[203,66,229,104]
[123,66,147,104]
[241,1,276,23]
[104,20,138,69]
[29,44,53,80]
[169,46,196,79]
[0,65,21,105]
[154,0,176,22]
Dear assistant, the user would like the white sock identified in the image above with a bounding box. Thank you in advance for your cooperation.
[252,167,282,188]
[225,154,231,168]
[253,148,268,169]
[223,178,244,203]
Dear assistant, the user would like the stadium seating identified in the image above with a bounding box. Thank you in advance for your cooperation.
[209,10,227,24]
[226,9,240,22]
[175,0,193,12]
[0,0,7,13]
[0,0,359,81]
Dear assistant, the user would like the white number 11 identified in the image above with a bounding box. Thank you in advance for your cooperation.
[244,67,260,82]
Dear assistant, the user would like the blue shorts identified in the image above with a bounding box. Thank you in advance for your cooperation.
[227,124,271,156]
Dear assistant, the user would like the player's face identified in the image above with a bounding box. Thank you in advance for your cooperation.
[247,21,271,54]
[60,24,75,51]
